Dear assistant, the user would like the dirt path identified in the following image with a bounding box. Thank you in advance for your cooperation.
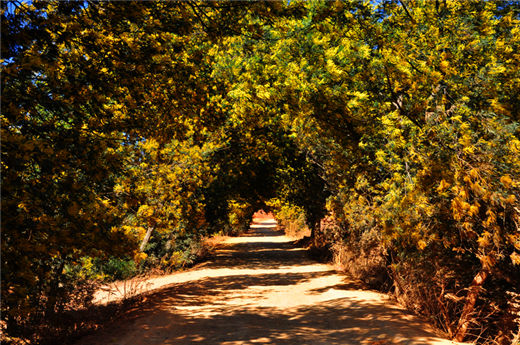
[76,220,463,345]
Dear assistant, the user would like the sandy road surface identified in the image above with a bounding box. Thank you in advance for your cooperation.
[76,219,462,345]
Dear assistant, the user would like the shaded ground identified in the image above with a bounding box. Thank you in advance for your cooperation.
[76,219,462,345]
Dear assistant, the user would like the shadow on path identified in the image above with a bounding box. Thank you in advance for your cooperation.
[76,221,459,345]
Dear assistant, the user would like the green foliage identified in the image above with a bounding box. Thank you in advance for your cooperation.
[96,257,137,282]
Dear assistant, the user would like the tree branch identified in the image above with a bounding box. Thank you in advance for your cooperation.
[398,0,416,24]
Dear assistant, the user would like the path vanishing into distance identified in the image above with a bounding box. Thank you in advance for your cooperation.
[76,218,463,345]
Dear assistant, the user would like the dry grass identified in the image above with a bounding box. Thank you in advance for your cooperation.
[203,233,229,250]
[331,241,389,290]
[284,223,311,240]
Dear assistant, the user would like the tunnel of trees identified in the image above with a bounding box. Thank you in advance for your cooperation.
[2,1,520,343]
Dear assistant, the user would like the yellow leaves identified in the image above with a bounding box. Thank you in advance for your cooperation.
[120,225,131,235]
[134,251,148,263]
[490,99,509,116]
[469,204,480,217]
[469,169,479,179]
[483,209,497,228]
[489,64,506,75]
[375,150,387,164]
[140,138,159,153]
[479,254,497,270]
[439,60,449,73]
[477,231,492,248]
[114,184,124,194]
[509,234,520,251]
[470,181,484,196]
[137,205,154,218]
[459,188,469,201]
[500,174,513,188]
[437,179,450,192]
[312,34,329,46]
[511,252,520,265]
[256,85,271,100]
[508,138,520,157]
[18,202,29,212]
[325,47,338,59]
[326,59,343,81]
[354,176,369,190]
[451,190,483,220]
[502,194,517,205]
[358,45,371,60]
[451,115,463,123]
[462,145,475,155]
[462,221,473,233]
[166,251,185,267]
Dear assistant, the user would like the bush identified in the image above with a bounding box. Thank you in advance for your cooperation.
[267,199,310,239]
[97,258,137,282]
[227,200,255,235]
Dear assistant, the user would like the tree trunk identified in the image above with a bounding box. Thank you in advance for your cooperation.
[139,226,154,252]
[46,260,66,317]
[310,220,320,247]
[454,269,489,342]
